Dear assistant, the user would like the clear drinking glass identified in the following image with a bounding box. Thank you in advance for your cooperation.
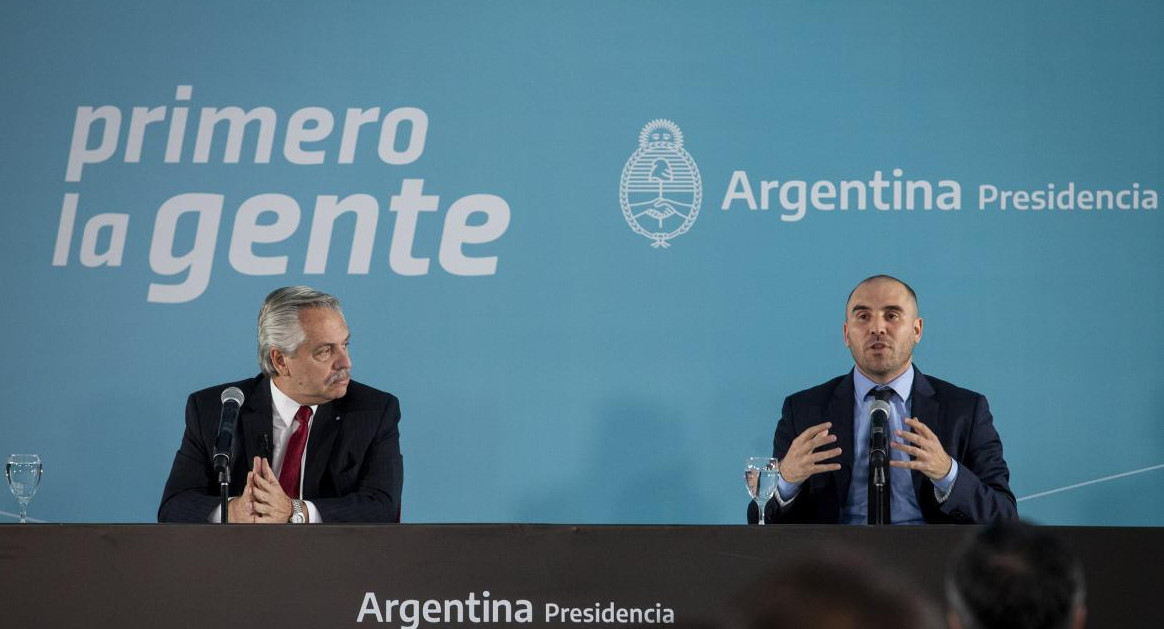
[6,454,43,523]
[744,456,779,525]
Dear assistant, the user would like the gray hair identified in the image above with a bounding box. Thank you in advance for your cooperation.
[257,286,344,377]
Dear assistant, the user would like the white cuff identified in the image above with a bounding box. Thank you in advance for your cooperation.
[304,500,322,524]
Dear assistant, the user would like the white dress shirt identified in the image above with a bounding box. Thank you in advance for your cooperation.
[208,381,323,523]
[269,380,323,523]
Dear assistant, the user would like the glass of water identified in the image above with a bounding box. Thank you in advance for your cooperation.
[744,456,779,525]
[6,454,43,523]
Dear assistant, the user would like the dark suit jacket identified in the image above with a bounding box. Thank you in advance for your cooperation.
[748,367,1016,524]
[158,374,403,523]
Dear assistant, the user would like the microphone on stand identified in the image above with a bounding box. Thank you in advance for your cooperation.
[868,398,891,525]
[212,387,245,473]
[869,399,890,469]
[213,387,245,524]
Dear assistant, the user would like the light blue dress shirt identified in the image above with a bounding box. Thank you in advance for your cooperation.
[776,366,958,524]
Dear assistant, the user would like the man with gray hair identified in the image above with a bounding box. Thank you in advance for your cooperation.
[159,286,403,523]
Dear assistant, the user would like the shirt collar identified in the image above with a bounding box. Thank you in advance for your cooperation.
[852,365,914,403]
[269,380,318,428]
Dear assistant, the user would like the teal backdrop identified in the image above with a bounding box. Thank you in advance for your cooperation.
[1,1,1161,524]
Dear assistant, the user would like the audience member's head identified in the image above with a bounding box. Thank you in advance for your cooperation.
[946,521,1086,629]
[737,550,942,629]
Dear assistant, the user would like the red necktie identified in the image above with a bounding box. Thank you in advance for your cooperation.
[278,405,312,498]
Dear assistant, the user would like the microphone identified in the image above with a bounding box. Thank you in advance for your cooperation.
[868,396,892,525]
[869,399,891,480]
[212,387,245,472]
[868,397,892,525]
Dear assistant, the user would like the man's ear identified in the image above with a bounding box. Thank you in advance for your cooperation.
[270,349,288,377]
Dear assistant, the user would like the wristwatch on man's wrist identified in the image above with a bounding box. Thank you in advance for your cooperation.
[290,499,306,524]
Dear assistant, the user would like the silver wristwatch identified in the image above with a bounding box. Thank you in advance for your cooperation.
[290,499,306,524]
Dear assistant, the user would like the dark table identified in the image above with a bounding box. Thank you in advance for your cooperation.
[0,524,1158,628]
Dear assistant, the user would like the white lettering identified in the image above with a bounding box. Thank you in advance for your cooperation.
[422,600,441,623]
[723,170,964,218]
[356,592,383,623]
[53,194,78,266]
[937,181,961,210]
[811,180,836,210]
[870,170,890,210]
[760,179,778,210]
[125,106,167,163]
[779,180,806,222]
[399,600,419,629]
[79,213,129,267]
[66,106,121,182]
[388,179,439,275]
[284,107,335,165]
[378,107,428,165]
[148,193,223,303]
[979,184,999,209]
[229,193,300,275]
[840,180,866,210]
[978,182,1154,211]
[55,90,520,301]
[515,601,534,622]
[304,194,379,274]
[193,106,277,163]
[166,86,192,163]
[439,194,510,275]
[339,108,381,164]
[721,170,757,209]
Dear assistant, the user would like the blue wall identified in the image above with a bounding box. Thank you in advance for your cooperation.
[1,1,1161,524]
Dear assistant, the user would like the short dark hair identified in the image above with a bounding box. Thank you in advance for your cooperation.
[846,274,919,314]
[738,551,941,629]
[947,521,1085,629]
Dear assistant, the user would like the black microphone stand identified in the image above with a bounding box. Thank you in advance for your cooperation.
[869,449,889,525]
[212,388,245,525]
[215,458,230,524]
[868,403,891,526]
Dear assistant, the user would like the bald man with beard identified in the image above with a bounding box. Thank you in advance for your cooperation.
[749,275,1016,525]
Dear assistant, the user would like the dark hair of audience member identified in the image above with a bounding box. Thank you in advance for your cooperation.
[947,521,1086,629]
[736,551,942,629]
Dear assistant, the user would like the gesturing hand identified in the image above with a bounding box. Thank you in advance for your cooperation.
[890,417,952,480]
[778,422,842,484]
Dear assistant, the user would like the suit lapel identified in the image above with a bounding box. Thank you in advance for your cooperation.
[829,372,857,511]
[239,375,275,469]
[303,400,340,496]
[909,367,939,497]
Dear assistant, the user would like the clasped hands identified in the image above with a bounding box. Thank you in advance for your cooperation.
[779,419,952,484]
[226,456,296,524]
